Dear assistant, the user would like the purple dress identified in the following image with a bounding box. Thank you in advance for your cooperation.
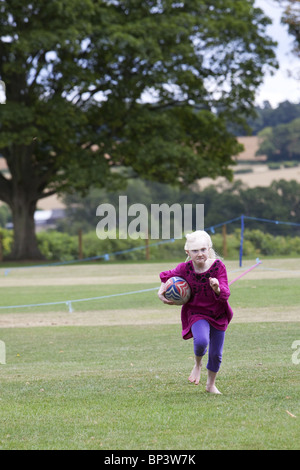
[160,259,233,340]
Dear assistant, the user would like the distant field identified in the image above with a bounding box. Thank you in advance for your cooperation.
[199,162,300,189]
[198,136,300,189]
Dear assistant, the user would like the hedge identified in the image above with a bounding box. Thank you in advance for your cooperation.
[36,228,300,261]
[1,228,300,262]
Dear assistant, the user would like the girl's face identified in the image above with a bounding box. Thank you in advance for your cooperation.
[187,244,209,265]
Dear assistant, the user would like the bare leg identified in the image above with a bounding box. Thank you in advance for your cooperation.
[206,369,222,394]
[188,355,203,385]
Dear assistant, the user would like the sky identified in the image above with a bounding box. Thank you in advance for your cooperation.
[254,0,300,107]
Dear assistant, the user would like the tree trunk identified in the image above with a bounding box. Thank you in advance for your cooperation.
[7,191,44,261]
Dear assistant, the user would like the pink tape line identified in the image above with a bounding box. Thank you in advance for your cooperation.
[229,260,262,286]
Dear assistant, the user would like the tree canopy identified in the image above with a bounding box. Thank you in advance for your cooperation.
[279,0,300,57]
[0,0,277,259]
[57,178,300,238]
[229,99,300,136]
[256,117,300,161]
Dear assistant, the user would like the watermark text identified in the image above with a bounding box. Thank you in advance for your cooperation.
[291,340,300,365]
[0,340,6,364]
[96,196,204,240]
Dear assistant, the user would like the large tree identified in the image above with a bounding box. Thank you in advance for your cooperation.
[0,0,277,259]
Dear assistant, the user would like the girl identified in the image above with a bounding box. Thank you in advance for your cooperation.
[158,230,233,394]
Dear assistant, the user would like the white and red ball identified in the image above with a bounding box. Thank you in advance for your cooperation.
[164,276,191,305]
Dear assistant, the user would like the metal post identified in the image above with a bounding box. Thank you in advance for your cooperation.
[239,215,244,267]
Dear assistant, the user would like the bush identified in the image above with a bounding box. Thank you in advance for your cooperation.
[234,168,254,174]
[12,228,300,263]
[82,232,149,261]
[283,161,299,168]
[0,228,14,257]
[37,231,78,261]
[268,163,281,170]
[241,229,300,257]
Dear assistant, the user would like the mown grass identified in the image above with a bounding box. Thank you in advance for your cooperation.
[0,276,299,313]
[0,283,159,313]
[0,321,299,450]
[0,263,299,450]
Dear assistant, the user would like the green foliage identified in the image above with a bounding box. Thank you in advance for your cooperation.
[256,118,300,162]
[283,161,299,168]
[37,231,78,262]
[32,228,300,262]
[58,178,300,238]
[0,204,11,227]
[233,168,253,174]
[268,162,281,170]
[0,228,13,256]
[0,0,278,259]
[280,0,300,57]
[213,229,300,258]
[229,100,300,136]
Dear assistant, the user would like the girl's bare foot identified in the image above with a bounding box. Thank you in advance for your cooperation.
[206,384,222,394]
[188,356,203,385]
[206,369,222,394]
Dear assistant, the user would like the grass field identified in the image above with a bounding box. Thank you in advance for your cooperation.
[0,258,299,450]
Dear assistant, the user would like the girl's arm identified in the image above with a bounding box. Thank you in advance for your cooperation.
[210,263,231,301]
[209,277,220,295]
[158,263,186,305]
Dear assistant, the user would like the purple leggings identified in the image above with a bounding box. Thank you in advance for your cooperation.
[191,319,225,373]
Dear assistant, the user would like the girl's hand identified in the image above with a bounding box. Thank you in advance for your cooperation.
[158,283,175,305]
[209,277,220,295]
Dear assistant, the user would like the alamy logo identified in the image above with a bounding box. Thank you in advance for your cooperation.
[0,340,6,364]
[0,80,6,104]
[291,340,300,365]
[96,196,204,240]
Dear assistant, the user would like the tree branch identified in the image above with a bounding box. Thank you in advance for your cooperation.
[38,189,58,200]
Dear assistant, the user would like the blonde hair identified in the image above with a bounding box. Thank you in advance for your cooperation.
[184,230,219,261]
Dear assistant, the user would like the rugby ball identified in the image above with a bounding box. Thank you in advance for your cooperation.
[164,276,191,305]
